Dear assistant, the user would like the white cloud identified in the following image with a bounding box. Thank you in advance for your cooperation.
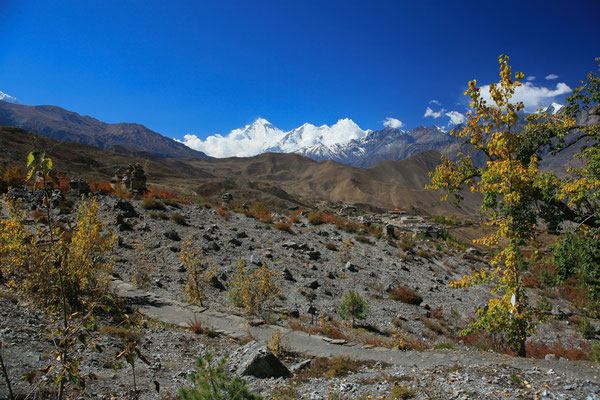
[526,76,536,81]
[480,81,572,112]
[445,111,466,126]
[0,91,20,104]
[424,106,446,118]
[545,74,559,80]
[178,118,368,158]
[382,117,404,129]
[429,99,441,105]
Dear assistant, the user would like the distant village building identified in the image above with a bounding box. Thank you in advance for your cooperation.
[111,163,147,193]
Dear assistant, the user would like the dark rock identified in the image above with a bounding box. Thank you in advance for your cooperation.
[164,230,181,241]
[345,262,359,272]
[210,276,226,291]
[306,280,320,290]
[237,231,248,239]
[328,272,336,279]
[282,242,300,250]
[229,238,242,246]
[114,200,138,218]
[283,268,296,282]
[202,233,213,241]
[204,242,220,252]
[288,309,300,318]
[227,341,291,378]
[308,250,321,260]
[169,246,180,252]
[317,231,329,237]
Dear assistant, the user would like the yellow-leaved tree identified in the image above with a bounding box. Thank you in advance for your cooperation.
[427,55,581,356]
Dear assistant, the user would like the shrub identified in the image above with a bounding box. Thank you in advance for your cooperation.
[275,220,293,233]
[592,341,600,363]
[164,198,182,208]
[0,197,116,310]
[289,215,301,224]
[267,330,290,358]
[179,352,261,400]
[324,242,338,251]
[337,290,369,327]
[579,317,596,340]
[228,261,281,316]
[149,210,169,220]
[387,385,415,400]
[308,212,326,225]
[338,238,353,264]
[170,213,188,226]
[0,165,26,193]
[179,240,212,305]
[355,235,373,245]
[415,248,432,259]
[141,198,166,211]
[418,316,444,335]
[246,203,272,223]
[389,285,423,305]
[216,206,231,220]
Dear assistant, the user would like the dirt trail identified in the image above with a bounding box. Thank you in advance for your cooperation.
[112,278,600,383]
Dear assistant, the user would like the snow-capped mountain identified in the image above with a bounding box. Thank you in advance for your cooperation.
[296,125,457,167]
[543,102,564,115]
[179,118,369,158]
[0,91,20,104]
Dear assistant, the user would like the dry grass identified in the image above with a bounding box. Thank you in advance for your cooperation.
[389,285,423,305]
[141,198,166,211]
[187,315,219,337]
[170,212,188,225]
[325,242,338,251]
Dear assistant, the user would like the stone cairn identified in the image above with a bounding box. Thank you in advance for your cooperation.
[110,163,147,194]
[221,192,233,207]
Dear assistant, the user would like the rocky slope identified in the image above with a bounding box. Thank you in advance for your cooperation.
[1,189,597,399]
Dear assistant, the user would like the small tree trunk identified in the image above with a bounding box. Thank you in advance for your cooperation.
[517,338,526,357]
[0,348,15,400]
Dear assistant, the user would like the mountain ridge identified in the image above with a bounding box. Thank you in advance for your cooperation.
[0,101,210,159]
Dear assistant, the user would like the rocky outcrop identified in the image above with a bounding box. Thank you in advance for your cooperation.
[227,341,291,378]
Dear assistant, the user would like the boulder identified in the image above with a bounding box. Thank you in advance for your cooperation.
[227,341,291,378]
[163,230,181,241]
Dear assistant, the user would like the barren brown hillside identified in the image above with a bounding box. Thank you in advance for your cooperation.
[1,125,480,215]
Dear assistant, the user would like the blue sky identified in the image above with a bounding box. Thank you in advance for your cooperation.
[1,0,599,143]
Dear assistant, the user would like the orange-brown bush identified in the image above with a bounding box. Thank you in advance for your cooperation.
[0,165,26,193]
[522,273,540,288]
[526,340,590,360]
[307,212,326,225]
[275,220,293,233]
[216,206,231,220]
[245,203,272,223]
[389,285,423,305]
[289,215,301,224]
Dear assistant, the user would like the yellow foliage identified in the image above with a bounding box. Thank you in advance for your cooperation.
[338,238,353,264]
[178,239,212,305]
[0,197,115,311]
[228,261,280,316]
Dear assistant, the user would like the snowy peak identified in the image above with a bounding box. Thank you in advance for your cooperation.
[543,102,564,115]
[0,91,20,104]
[181,118,369,157]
